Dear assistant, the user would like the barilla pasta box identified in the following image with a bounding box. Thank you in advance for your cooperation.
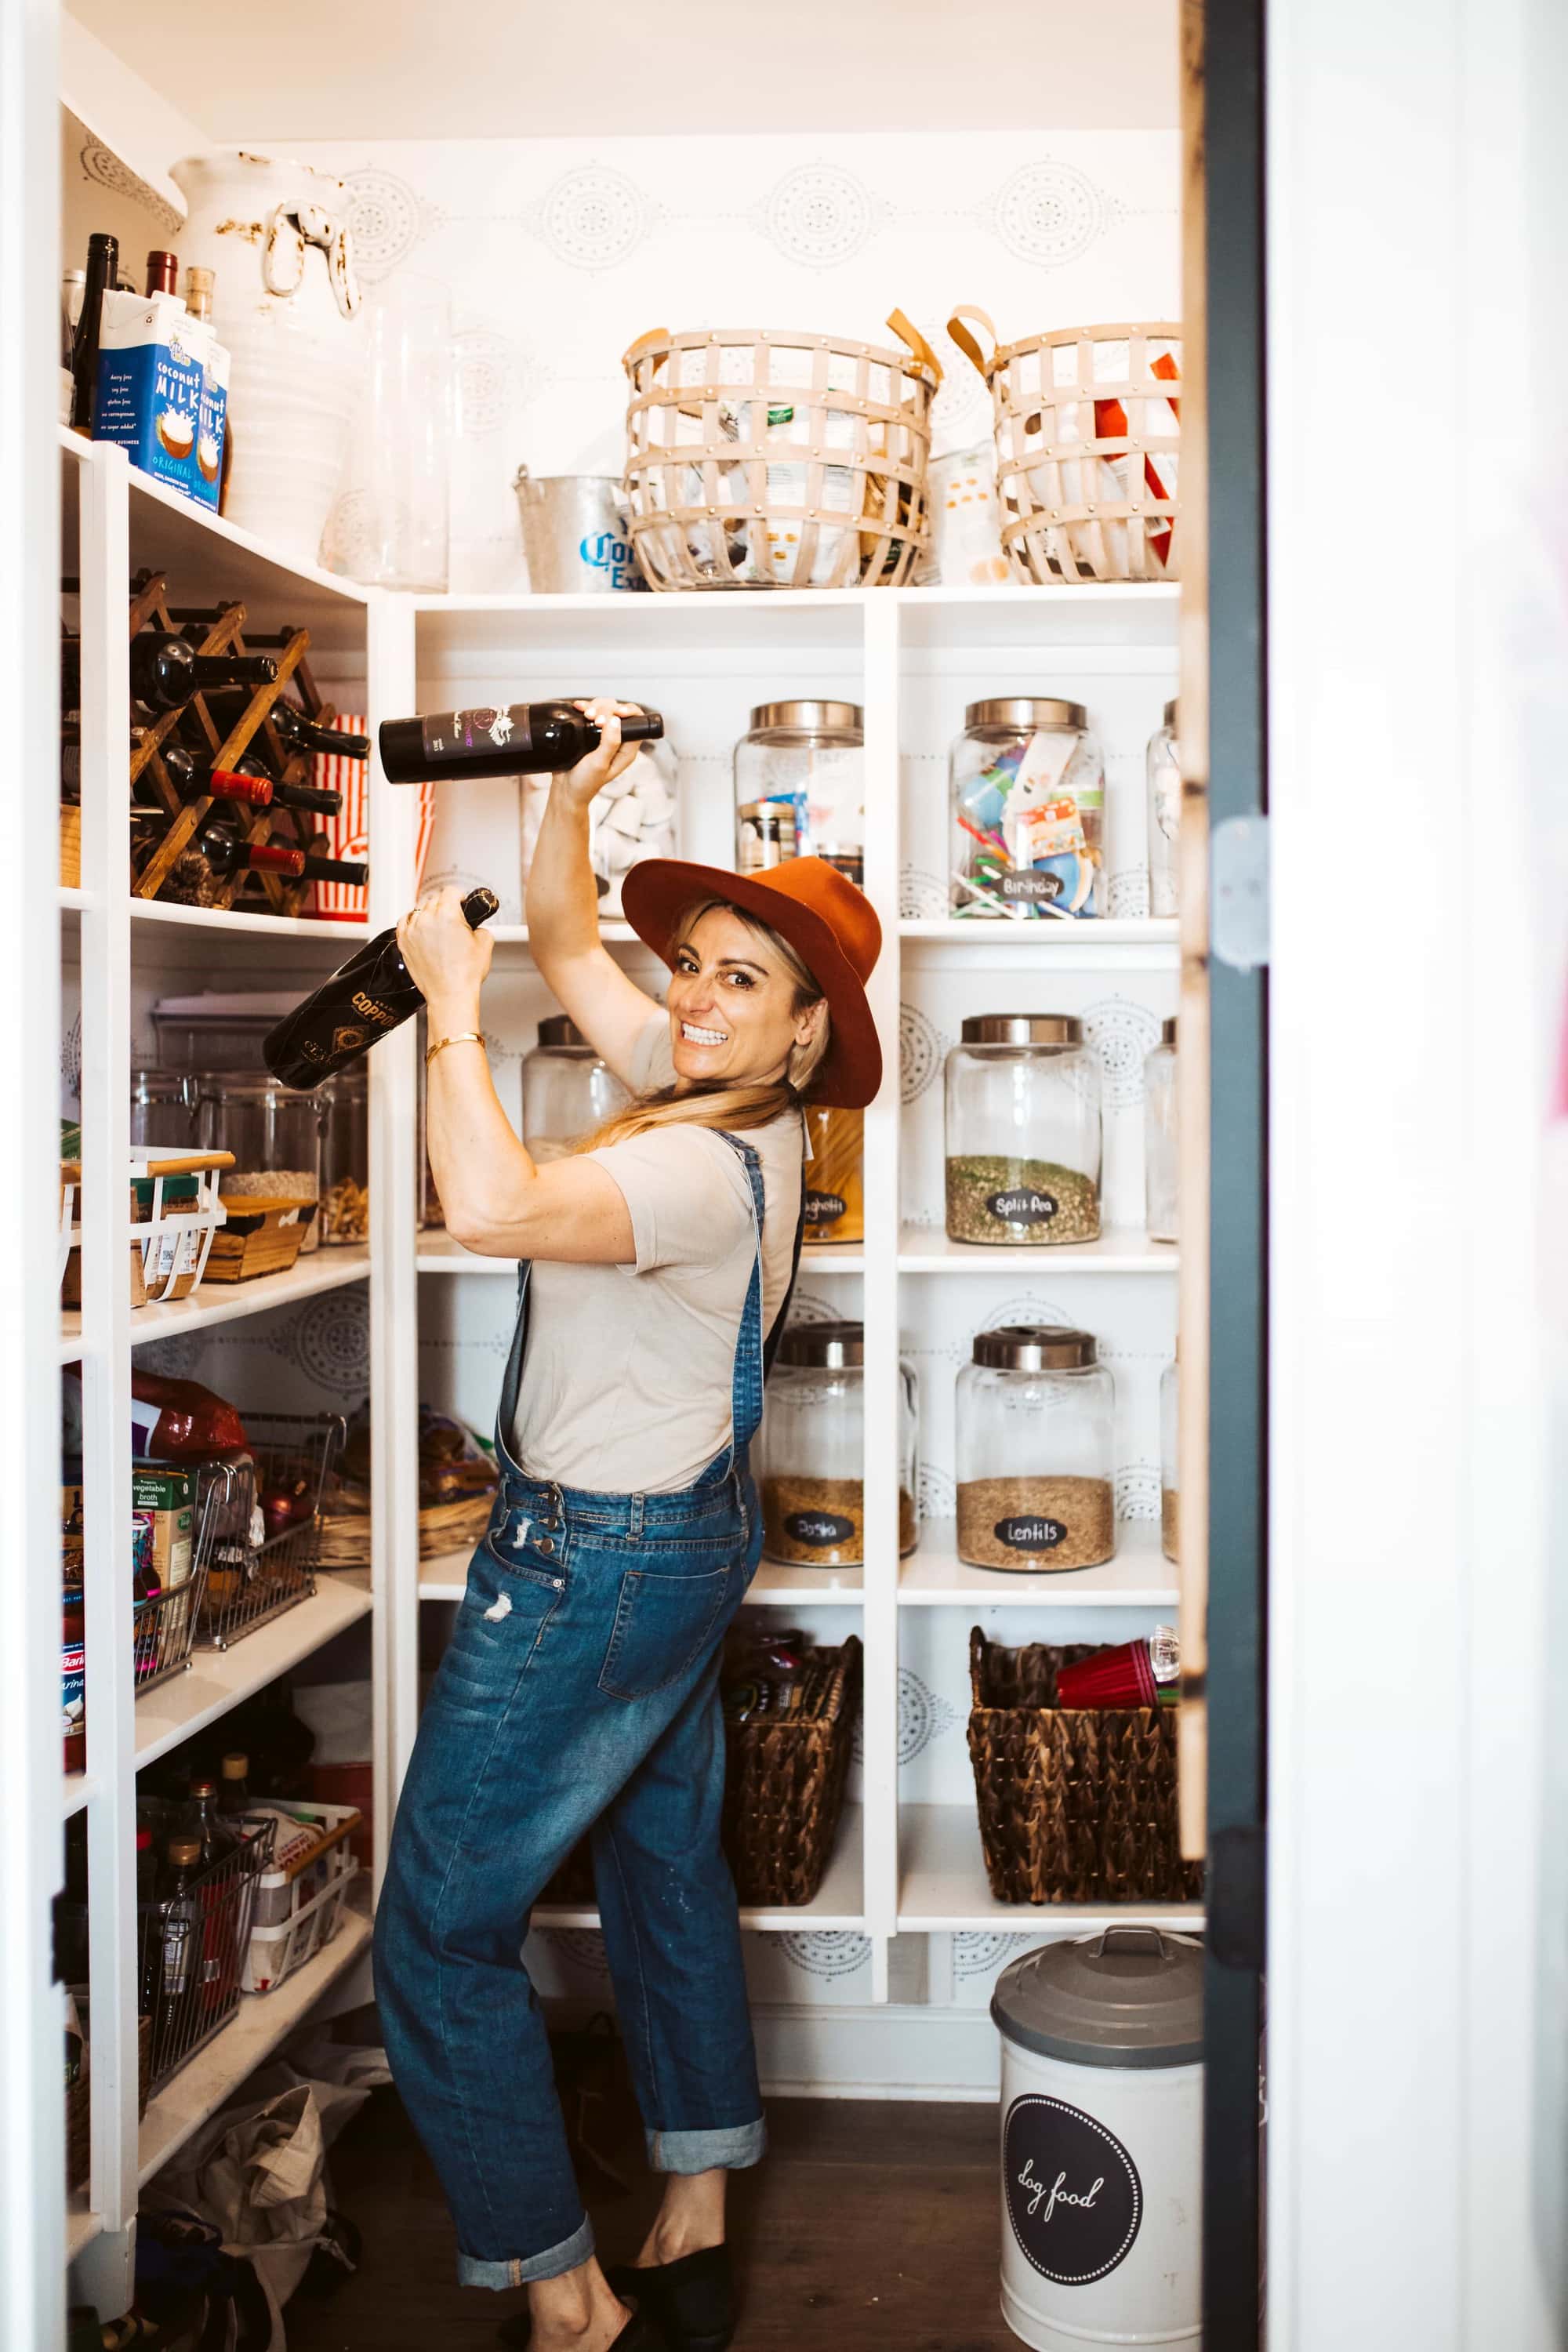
[193,332,230,511]
[93,292,208,499]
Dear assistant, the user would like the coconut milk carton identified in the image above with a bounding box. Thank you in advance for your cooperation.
[93,291,208,499]
[191,332,230,511]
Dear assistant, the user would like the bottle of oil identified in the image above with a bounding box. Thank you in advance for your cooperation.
[263,887,499,1088]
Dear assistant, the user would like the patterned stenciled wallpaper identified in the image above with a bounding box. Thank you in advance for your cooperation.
[283,129,1180,590]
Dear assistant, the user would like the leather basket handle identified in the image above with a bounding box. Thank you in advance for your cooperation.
[947,304,1000,380]
[887,308,944,383]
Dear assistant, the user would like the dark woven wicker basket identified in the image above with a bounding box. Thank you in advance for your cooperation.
[967,1627,1203,1907]
[541,1635,862,1913]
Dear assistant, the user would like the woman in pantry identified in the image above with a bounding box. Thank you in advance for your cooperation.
[373,699,882,2352]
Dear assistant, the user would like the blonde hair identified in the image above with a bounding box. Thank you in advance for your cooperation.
[577,899,830,1152]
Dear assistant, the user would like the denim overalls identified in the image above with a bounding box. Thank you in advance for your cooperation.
[375,1134,798,2289]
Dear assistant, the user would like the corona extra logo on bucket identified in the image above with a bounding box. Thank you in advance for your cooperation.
[579,530,637,588]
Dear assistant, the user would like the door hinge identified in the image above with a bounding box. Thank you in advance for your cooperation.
[1207,1823,1266,1971]
[1210,814,1270,971]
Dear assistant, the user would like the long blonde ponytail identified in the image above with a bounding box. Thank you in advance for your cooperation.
[575,900,830,1153]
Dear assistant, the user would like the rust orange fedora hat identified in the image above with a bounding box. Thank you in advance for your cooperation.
[619,855,883,1109]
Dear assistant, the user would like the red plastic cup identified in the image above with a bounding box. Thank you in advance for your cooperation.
[1055,1639,1160,1709]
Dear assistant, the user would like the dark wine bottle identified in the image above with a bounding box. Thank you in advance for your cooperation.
[207,764,343,817]
[379,701,662,785]
[130,633,278,713]
[268,702,372,762]
[69,233,118,430]
[264,887,500,1089]
[198,829,310,879]
[144,249,180,296]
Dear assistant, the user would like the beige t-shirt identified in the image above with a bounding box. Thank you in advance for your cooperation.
[510,1013,804,1494]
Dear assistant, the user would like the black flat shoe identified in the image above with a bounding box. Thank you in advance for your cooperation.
[497,2297,667,2350]
[606,2246,735,2352]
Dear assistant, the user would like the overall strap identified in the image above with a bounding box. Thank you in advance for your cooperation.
[713,1122,805,1461]
[493,1258,534,1472]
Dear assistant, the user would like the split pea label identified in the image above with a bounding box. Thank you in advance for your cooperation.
[986,1187,1058,1225]
[1004,2093,1142,2285]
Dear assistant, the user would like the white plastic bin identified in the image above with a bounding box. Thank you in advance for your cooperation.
[993,1928,1203,2350]
[239,1799,360,1994]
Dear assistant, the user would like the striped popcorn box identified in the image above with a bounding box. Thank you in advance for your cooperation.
[309,714,434,920]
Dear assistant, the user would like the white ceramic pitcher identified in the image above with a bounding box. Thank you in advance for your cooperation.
[170,151,363,567]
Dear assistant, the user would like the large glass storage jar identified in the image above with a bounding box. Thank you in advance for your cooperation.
[319,1069,369,1245]
[949,698,1104,921]
[1147,699,1180,916]
[129,1069,198,1152]
[195,1075,327,1253]
[1145,1017,1178,1242]
[944,1014,1102,1246]
[955,1325,1116,1573]
[733,701,863,873]
[801,1104,863,1246]
[521,1016,630,1162]
[1161,1354,1179,1563]
[760,1324,919,1568]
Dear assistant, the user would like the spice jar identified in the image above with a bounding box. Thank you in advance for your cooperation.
[801,1104,863,1246]
[1160,1354,1179,1563]
[945,1015,1102,1246]
[1144,1016,1178,1242]
[1147,699,1180,916]
[521,1016,630,1162]
[956,1325,1116,1572]
[319,1069,369,1245]
[762,1323,919,1567]
[129,1069,198,1152]
[195,1074,327,1253]
[733,700,863,868]
[949,698,1104,921]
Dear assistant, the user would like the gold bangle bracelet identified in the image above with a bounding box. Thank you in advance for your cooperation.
[424,1031,484,1069]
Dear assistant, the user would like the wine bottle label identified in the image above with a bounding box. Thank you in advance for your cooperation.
[422,705,534,763]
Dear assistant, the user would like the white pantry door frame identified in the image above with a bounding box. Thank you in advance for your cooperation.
[1266,0,1568,2343]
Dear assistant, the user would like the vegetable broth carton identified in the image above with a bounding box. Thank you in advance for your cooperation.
[93,291,208,499]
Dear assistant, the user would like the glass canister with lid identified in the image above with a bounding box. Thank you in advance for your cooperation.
[195,1075,328,1253]
[521,1015,630,1162]
[319,1068,369,1245]
[1144,1015,1178,1243]
[129,1069,198,1152]
[1147,698,1180,916]
[1161,1352,1179,1563]
[945,1014,1102,1246]
[956,1325,1116,1572]
[949,697,1104,920]
[761,1321,919,1567]
[733,700,863,875]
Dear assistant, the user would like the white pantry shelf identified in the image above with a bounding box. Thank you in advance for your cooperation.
[532,1805,865,1935]
[897,1225,1178,1274]
[900,1521,1178,1608]
[136,1885,372,2188]
[419,1548,864,1605]
[897,1805,1203,1935]
[416,1235,862,1274]
[129,898,365,945]
[65,2194,101,2263]
[132,1573,372,1770]
[59,1244,369,1356]
[63,1771,100,1819]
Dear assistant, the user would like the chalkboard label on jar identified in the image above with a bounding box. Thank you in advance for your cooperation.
[1000,869,1065,905]
[1004,2093,1142,2285]
[987,1188,1058,1225]
[785,1512,856,1548]
[995,1515,1068,1551]
[804,1189,847,1226]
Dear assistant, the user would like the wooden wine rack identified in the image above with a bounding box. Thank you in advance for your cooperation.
[125,568,344,915]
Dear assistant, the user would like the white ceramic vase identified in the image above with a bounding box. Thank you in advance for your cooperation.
[170,151,364,568]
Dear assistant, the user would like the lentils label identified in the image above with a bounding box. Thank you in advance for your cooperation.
[986,1187,1058,1225]
[995,1514,1068,1550]
[785,1511,856,1547]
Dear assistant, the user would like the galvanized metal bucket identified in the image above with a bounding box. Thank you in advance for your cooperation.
[511,468,644,593]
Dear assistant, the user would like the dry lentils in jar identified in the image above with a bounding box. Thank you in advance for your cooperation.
[949,698,1104,921]
[520,1015,630,1162]
[944,1014,1102,1246]
[956,1325,1116,1572]
[1144,1016,1178,1243]
[761,1323,919,1567]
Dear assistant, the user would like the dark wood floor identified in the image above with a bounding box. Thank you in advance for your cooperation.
[285,2086,1016,2352]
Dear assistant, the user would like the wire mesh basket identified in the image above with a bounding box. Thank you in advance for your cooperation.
[137,1809,276,2093]
[194,1411,346,1651]
[132,1566,209,1699]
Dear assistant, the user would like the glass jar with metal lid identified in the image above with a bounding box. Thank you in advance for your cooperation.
[733,699,863,873]
[319,1068,369,1245]
[945,1014,1102,1246]
[194,1075,328,1253]
[521,1015,631,1163]
[1144,1015,1178,1243]
[761,1321,920,1569]
[956,1324,1116,1572]
[129,1069,198,1152]
[949,696,1104,921]
[1160,1352,1179,1563]
[1147,697,1180,916]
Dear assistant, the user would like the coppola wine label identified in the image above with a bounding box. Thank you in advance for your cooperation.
[379,700,663,784]
[263,886,499,1089]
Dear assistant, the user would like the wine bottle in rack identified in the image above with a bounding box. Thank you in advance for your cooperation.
[263,888,500,1088]
[379,701,662,784]
[205,765,344,817]
[61,633,279,717]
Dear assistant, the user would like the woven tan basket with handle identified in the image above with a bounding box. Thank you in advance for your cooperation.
[622,318,940,590]
[949,312,1182,585]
